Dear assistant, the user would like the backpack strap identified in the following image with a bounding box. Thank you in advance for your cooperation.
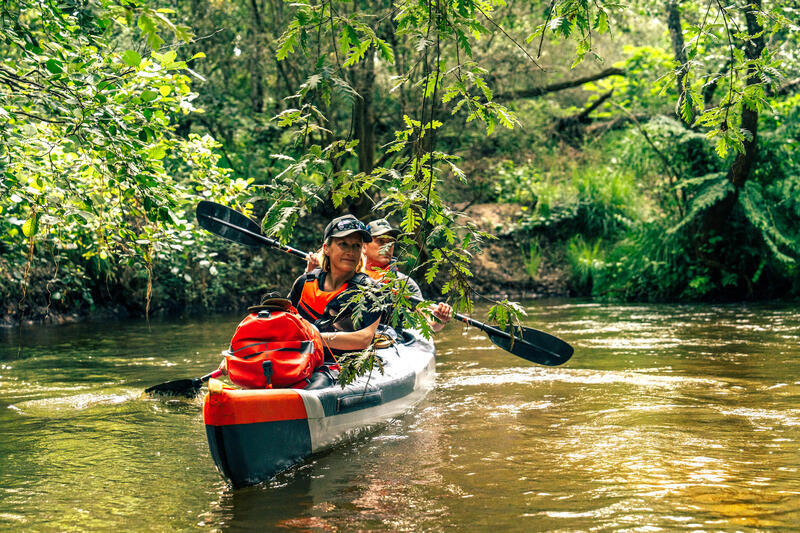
[233,340,315,360]
[350,272,372,286]
[306,268,323,281]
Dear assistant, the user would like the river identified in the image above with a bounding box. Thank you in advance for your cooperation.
[1,299,799,531]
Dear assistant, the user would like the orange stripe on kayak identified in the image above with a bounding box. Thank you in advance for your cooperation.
[204,388,308,426]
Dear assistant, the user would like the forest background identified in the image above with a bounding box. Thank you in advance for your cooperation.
[1,0,799,327]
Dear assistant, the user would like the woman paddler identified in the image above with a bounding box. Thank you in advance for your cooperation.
[289,214,382,362]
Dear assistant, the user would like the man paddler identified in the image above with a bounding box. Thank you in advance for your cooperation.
[364,218,453,333]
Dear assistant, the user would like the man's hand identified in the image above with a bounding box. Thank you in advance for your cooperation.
[430,302,453,332]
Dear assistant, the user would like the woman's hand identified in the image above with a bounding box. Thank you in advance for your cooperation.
[306,252,321,272]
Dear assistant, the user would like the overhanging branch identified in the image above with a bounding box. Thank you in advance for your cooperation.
[495,67,625,102]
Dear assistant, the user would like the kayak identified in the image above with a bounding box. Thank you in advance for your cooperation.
[203,330,436,488]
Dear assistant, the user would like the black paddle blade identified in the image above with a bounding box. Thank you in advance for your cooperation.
[144,378,202,398]
[487,325,574,366]
[196,200,263,247]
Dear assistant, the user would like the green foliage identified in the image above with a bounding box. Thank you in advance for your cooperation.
[738,181,797,265]
[265,0,521,329]
[615,116,720,214]
[487,299,527,330]
[0,0,246,320]
[337,347,383,388]
[565,236,603,294]
[491,160,541,205]
[527,0,618,67]
[583,46,676,114]
[594,162,800,301]
[592,221,703,301]
[3,0,800,333]
[491,157,639,241]
[523,239,542,281]
[669,172,733,234]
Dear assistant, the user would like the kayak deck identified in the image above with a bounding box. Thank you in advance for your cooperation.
[203,331,435,487]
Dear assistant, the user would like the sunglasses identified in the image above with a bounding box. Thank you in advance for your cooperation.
[325,218,368,240]
[332,219,366,232]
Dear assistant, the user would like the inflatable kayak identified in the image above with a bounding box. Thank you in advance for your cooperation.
[203,330,436,488]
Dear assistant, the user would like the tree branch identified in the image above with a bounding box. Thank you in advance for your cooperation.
[773,77,800,97]
[495,67,625,102]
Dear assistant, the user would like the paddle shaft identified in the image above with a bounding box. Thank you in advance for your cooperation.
[199,211,556,354]
[200,369,224,382]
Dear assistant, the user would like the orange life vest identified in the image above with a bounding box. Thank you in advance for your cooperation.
[365,264,395,282]
[296,273,350,324]
[291,270,376,363]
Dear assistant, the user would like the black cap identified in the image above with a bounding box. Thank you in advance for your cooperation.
[323,214,372,242]
[365,218,401,238]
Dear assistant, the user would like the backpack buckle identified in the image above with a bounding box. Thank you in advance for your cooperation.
[262,359,273,386]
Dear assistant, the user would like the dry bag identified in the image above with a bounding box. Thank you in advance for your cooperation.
[226,301,324,389]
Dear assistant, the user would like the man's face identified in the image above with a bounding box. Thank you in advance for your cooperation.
[363,235,395,266]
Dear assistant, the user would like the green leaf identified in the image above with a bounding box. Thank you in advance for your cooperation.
[595,10,609,34]
[669,173,734,234]
[122,50,142,67]
[22,216,39,238]
[45,59,63,74]
[148,144,167,160]
[277,30,298,61]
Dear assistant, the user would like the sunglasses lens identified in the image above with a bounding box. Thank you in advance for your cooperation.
[337,220,363,232]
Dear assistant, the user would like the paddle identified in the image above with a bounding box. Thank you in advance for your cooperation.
[145,369,223,398]
[195,200,574,366]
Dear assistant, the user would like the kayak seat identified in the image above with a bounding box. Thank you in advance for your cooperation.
[398,329,416,345]
[305,366,339,390]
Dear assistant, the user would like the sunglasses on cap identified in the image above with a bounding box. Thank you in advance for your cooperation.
[323,216,372,241]
[331,219,366,233]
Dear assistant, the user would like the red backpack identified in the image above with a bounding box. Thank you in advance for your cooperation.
[225,299,324,389]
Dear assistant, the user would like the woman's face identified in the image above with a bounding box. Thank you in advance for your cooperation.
[324,234,364,274]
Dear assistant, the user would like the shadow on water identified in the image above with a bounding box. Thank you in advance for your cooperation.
[200,402,456,531]
[2,300,800,530]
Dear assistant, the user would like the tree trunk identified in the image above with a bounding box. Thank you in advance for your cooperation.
[665,0,691,125]
[248,0,266,113]
[353,51,376,175]
[698,1,765,267]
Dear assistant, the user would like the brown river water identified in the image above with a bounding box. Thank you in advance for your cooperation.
[1,299,799,531]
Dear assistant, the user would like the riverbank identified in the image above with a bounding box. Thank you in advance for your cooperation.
[461,203,570,300]
[2,203,575,328]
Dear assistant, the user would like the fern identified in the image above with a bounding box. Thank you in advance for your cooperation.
[669,173,734,234]
[739,181,798,265]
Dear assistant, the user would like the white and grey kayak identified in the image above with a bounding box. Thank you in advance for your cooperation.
[203,330,435,488]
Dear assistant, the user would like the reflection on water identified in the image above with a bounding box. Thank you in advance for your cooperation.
[1,301,799,530]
